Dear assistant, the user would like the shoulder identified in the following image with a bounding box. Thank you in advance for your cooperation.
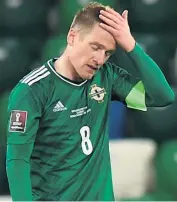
[20,64,52,88]
[10,62,53,104]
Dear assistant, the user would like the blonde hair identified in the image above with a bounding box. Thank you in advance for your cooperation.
[71,2,109,30]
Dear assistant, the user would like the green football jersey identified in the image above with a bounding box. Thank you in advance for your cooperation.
[7,43,174,201]
[7,57,145,201]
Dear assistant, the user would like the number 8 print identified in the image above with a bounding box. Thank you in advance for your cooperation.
[80,126,93,155]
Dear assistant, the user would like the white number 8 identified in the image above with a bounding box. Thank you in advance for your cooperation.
[80,126,93,155]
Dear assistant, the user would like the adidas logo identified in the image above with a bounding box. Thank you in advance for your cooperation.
[53,101,67,112]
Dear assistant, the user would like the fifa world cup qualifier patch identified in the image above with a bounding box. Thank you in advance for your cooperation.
[9,110,27,133]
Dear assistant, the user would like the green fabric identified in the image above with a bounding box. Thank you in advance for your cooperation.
[6,82,42,201]
[125,81,146,111]
[109,33,177,86]
[155,140,177,196]
[7,83,42,144]
[6,41,174,200]
[7,160,32,201]
[7,59,119,201]
[127,43,174,107]
[111,43,174,108]
[6,144,34,201]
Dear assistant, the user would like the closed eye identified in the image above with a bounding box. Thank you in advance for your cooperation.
[91,45,100,51]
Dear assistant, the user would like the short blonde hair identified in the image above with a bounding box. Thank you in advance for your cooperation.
[71,2,109,30]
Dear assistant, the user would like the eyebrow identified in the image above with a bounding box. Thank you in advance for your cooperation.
[90,42,116,53]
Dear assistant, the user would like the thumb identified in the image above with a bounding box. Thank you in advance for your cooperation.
[122,10,128,20]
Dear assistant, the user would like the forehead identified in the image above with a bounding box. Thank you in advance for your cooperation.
[84,24,116,50]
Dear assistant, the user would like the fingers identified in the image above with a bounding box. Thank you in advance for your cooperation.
[99,9,126,32]
[99,23,117,36]
[105,7,124,22]
[99,8,129,37]
[99,13,124,30]
[100,11,123,26]
[122,10,128,20]
[99,14,118,29]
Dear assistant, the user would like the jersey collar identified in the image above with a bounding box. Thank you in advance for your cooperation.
[47,59,88,87]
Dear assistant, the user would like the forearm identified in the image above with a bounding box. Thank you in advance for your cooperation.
[6,144,33,201]
[6,159,32,201]
[128,43,174,106]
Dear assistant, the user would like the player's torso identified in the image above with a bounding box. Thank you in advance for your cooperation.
[31,59,114,201]
[34,59,112,163]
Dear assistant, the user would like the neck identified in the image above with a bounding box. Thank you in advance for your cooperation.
[54,50,83,82]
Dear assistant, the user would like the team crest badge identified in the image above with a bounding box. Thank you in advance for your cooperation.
[89,84,106,103]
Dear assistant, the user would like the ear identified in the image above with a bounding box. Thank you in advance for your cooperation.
[67,28,77,46]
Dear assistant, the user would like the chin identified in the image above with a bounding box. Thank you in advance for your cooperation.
[78,71,95,80]
[84,74,94,80]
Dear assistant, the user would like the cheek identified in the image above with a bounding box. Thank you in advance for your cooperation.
[73,45,85,58]
[75,50,90,63]
[71,51,85,68]
[72,43,93,65]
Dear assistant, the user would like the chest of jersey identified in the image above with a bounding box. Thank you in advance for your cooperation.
[35,75,111,160]
[43,79,110,129]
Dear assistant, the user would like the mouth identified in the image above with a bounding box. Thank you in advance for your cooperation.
[87,65,98,71]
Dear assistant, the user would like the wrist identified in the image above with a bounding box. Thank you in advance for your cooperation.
[124,37,136,52]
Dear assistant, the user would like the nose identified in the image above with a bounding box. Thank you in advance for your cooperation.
[93,50,106,66]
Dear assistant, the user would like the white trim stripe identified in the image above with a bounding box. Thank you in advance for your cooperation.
[28,71,51,86]
[47,60,88,87]
[23,68,48,84]
[21,65,45,83]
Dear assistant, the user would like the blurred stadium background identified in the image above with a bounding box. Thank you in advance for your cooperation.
[1,0,177,201]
